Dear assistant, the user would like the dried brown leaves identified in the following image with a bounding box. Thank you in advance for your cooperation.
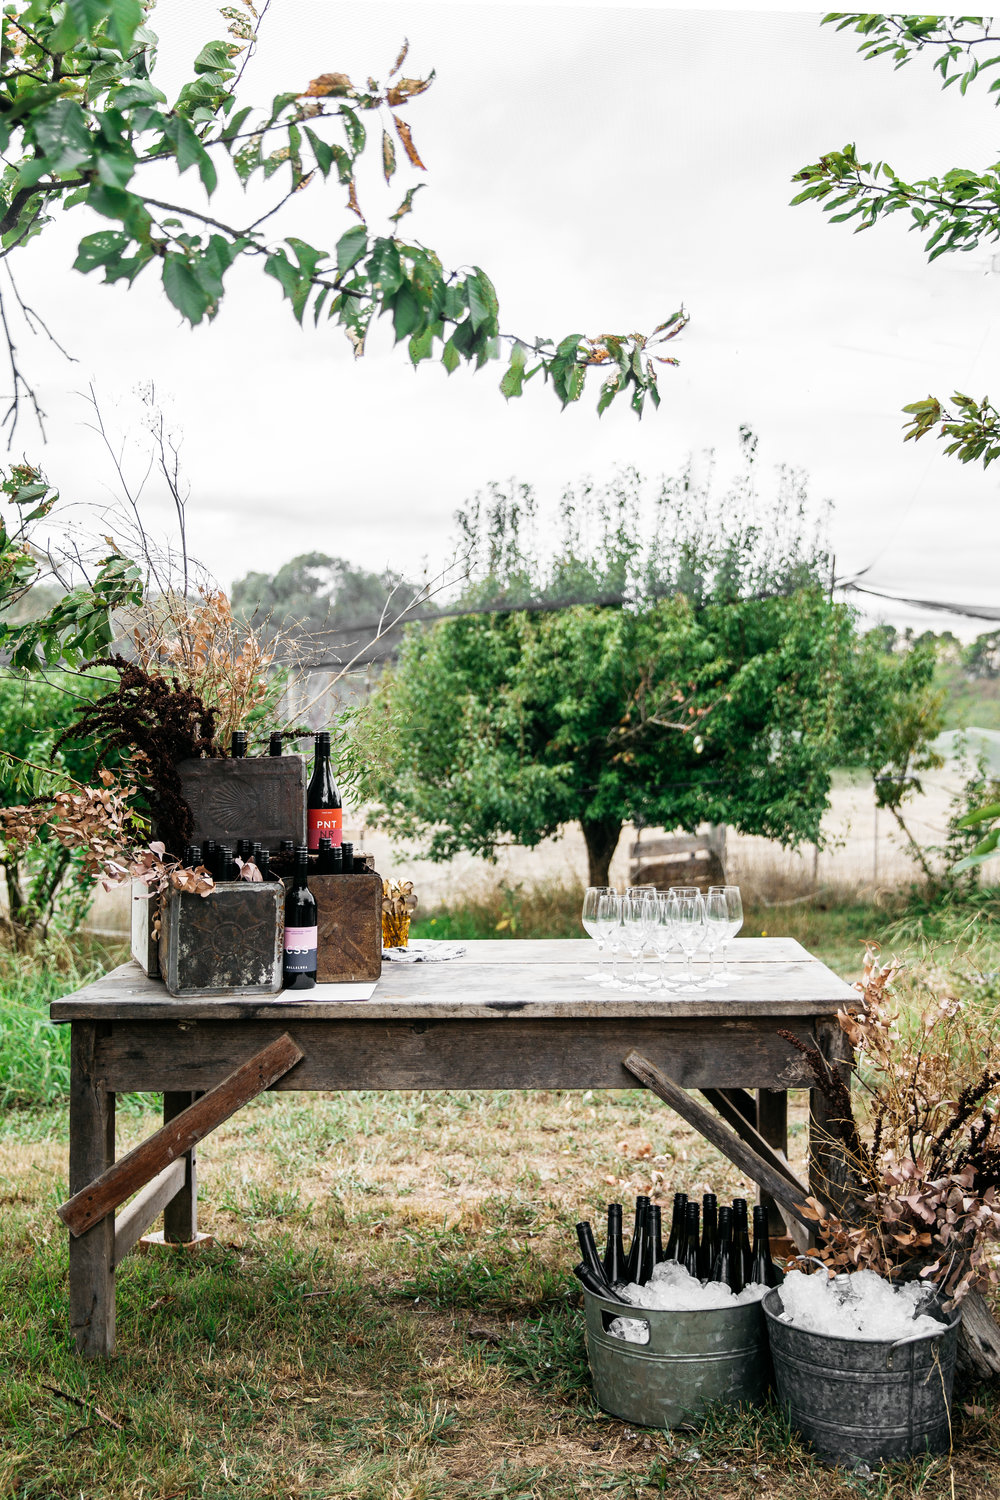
[382,877,417,947]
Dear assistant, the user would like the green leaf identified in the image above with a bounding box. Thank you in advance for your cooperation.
[956,802,1000,828]
[264,249,299,301]
[162,254,211,324]
[468,267,499,333]
[500,341,526,399]
[340,104,365,155]
[194,40,235,75]
[108,0,142,51]
[389,184,425,224]
[392,281,422,341]
[73,230,128,274]
[369,238,404,296]
[335,224,367,276]
[96,150,135,189]
[409,324,435,364]
[32,100,93,172]
[441,338,460,374]
[382,128,397,183]
[304,126,332,177]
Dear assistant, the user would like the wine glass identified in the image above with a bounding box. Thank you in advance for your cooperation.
[671,890,706,989]
[626,887,657,982]
[581,886,613,982]
[620,895,649,990]
[596,891,624,988]
[650,893,679,992]
[702,889,730,987]
[710,885,744,982]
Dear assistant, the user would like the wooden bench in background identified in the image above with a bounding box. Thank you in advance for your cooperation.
[629,825,727,893]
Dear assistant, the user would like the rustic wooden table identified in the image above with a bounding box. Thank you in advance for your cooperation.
[51,936,856,1357]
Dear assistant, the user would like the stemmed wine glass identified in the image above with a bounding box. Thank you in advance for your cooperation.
[670,889,707,990]
[709,885,744,983]
[649,893,679,992]
[581,886,613,982]
[701,889,730,987]
[596,891,624,988]
[626,886,657,983]
[620,894,650,990]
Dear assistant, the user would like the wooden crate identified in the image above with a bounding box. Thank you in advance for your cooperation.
[130,881,160,978]
[299,871,382,983]
[158,882,284,997]
[177,755,307,849]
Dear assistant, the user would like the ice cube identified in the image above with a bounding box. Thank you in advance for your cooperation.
[778,1269,947,1341]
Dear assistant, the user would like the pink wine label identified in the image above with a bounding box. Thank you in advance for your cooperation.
[308,807,342,851]
[283,925,318,973]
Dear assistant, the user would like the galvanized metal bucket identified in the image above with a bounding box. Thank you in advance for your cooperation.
[762,1287,962,1466]
[582,1288,769,1429]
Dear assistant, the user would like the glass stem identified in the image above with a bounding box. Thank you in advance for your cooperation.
[719,941,729,980]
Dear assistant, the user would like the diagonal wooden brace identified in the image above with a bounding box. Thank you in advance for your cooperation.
[59,1032,304,1239]
[623,1049,823,1229]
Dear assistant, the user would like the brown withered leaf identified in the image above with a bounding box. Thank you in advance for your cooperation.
[393,114,426,170]
[381,127,396,184]
[386,73,433,107]
[389,38,409,78]
[346,178,364,221]
[301,72,352,98]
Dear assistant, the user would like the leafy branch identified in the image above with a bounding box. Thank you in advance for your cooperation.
[0,0,686,421]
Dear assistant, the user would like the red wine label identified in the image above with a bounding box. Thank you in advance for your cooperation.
[308,807,342,851]
[283,925,318,974]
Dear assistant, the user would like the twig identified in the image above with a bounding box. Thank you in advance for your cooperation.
[41,1383,124,1431]
[5,264,77,363]
[0,276,45,440]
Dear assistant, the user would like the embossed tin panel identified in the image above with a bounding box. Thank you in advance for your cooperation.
[177,755,307,848]
[158,882,284,997]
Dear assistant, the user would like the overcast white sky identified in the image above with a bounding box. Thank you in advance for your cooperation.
[8,1,1000,635]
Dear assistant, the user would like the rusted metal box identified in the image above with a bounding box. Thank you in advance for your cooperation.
[158,882,284,997]
[282,871,382,983]
[177,754,307,849]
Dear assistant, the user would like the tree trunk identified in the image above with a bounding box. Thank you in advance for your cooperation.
[581,817,623,889]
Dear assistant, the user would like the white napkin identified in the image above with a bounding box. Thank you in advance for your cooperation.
[382,939,467,963]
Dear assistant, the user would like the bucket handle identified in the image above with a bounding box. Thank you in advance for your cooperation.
[885,1330,942,1369]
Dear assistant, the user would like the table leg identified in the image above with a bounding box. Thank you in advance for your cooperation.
[162,1092,199,1242]
[755,1089,788,1235]
[68,1022,116,1358]
[809,1018,855,1219]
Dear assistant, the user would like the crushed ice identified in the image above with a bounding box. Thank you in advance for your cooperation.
[776,1269,946,1341]
[606,1262,770,1336]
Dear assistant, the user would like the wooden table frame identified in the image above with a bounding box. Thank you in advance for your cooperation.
[52,938,856,1358]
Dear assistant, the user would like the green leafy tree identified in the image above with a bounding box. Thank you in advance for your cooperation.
[0,0,685,423]
[792,14,1000,466]
[341,461,938,885]
[232,551,425,631]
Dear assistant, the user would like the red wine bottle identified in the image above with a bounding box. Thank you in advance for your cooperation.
[664,1192,687,1262]
[700,1193,718,1279]
[307,730,342,852]
[732,1199,753,1286]
[682,1202,701,1279]
[710,1206,738,1290]
[257,849,274,882]
[576,1222,613,1292]
[283,846,317,989]
[317,836,336,875]
[750,1205,782,1287]
[624,1195,650,1282]
[603,1203,626,1284]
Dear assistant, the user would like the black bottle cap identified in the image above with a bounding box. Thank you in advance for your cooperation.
[204,838,217,855]
[342,841,354,866]
[332,846,343,871]
[315,730,331,748]
[183,843,202,866]
[318,837,332,851]
[257,850,272,880]
[231,731,248,757]
[268,733,283,756]
[280,839,294,855]
[221,853,237,880]
[252,841,262,857]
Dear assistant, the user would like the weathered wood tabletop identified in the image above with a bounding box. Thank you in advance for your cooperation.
[53,936,857,1357]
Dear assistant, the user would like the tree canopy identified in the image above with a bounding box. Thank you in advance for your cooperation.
[342,457,942,885]
[794,13,1000,467]
[231,552,423,632]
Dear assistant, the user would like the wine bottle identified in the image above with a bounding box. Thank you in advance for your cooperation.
[283,845,317,990]
[682,1202,701,1279]
[700,1193,718,1280]
[307,730,343,852]
[257,849,274,882]
[231,731,247,758]
[664,1192,687,1262]
[220,847,237,881]
[332,845,344,874]
[342,840,354,873]
[638,1212,657,1285]
[235,838,249,861]
[182,843,202,867]
[268,732,283,756]
[576,1222,612,1292]
[732,1199,753,1287]
[203,838,217,873]
[317,836,336,875]
[750,1205,782,1287]
[710,1206,739,1291]
[572,1261,614,1299]
[603,1203,626,1285]
[648,1204,664,1270]
[623,1195,650,1283]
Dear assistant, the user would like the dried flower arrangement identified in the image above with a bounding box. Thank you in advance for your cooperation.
[782,944,1000,1311]
[382,878,417,948]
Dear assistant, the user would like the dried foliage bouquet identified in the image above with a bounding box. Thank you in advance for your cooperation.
[784,945,1000,1306]
[382,878,417,947]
